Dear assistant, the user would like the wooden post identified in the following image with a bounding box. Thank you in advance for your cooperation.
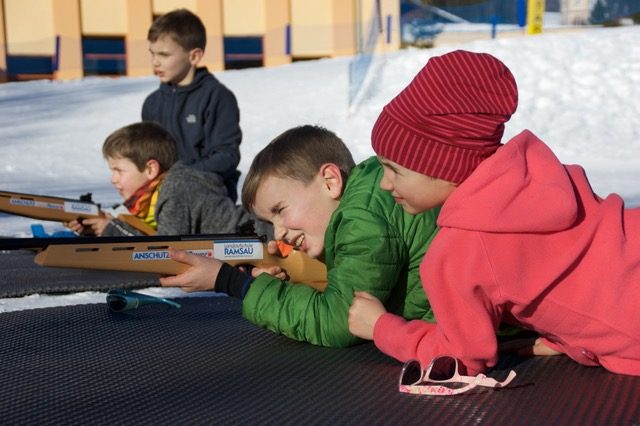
[264,0,290,67]
[51,0,83,80]
[333,0,356,56]
[196,0,224,71]
[125,0,153,77]
[0,0,7,82]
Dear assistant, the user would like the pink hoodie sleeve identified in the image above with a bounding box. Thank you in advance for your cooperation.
[373,313,435,362]
[373,231,503,375]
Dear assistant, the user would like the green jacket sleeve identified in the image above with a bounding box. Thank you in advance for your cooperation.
[242,207,407,347]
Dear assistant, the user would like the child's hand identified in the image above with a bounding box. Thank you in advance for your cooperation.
[265,239,294,257]
[63,219,86,234]
[239,240,289,279]
[244,265,288,280]
[498,337,562,357]
[81,214,114,236]
[159,247,223,292]
[348,291,387,340]
[265,240,280,255]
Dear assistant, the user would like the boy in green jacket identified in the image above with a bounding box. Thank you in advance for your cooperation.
[160,125,439,347]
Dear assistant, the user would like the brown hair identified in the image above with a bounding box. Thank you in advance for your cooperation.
[147,8,206,51]
[242,125,355,212]
[103,122,178,173]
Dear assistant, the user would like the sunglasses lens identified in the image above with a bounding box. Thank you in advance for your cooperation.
[401,360,423,386]
[107,295,128,312]
[428,356,457,381]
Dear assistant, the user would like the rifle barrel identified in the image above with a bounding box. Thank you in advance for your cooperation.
[0,233,264,251]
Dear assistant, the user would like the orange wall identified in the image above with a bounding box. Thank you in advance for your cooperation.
[126,0,153,77]
[4,0,55,55]
[291,0,334,57]
[153,0,197,14]
[263,0,290,67]
[80,0,128,35]
[0,0,399,80]
[223,0,290,66]
[0,0,6,81]
[194,0,224,71]
[52,0,82,80]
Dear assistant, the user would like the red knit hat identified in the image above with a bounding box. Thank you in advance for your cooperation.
[371,50,518,184]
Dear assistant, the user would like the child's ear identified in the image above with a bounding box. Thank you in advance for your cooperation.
[144,159,161,180]
[189,48,204,66]
[319,163,344,200]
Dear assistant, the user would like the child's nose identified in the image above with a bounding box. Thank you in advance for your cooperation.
[379,175,393,192]
[273,224,287,241]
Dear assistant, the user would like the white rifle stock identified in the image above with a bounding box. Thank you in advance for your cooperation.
[0,190,156,235]
[0,234,328,292]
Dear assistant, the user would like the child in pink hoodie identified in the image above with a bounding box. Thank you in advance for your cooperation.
[348,50,640,377]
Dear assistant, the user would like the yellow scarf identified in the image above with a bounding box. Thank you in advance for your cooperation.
[123,173,166,230]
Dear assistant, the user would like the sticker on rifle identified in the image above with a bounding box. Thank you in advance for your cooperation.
[213,240,263,260]
[64,201,100,215]
[10,198,64,211]
[132,249,213,261]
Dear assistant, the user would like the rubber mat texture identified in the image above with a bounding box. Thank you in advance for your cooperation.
[1,296,639,425]
[0,250,159,297]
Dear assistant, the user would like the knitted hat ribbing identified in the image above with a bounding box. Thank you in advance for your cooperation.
[371,50,518,184]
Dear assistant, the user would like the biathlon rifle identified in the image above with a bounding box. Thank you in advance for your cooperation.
[0,234,328,292]
[0,190,156,235]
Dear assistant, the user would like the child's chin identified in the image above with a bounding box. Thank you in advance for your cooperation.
[401,205,421,215]
[305,247,322,259]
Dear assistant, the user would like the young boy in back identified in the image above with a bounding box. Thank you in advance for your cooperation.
[142,9,242,202]
[66,122,264,237]
[348,50,640,377]
[159,125,440,347]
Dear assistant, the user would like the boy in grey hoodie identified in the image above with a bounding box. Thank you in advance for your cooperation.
[66,122,266,238]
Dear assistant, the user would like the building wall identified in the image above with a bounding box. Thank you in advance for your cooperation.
[291,0,399,59]
[561,0,591,25]
[125,0,154,76]
[154,0,197,14]
[0,0,400,81]
[194,0,224,71]
[332,0,357,57]
[263,0,290,67]
[52,0,82,80]
[81,0,128,35]
[291,0,335,57]
[224,0,267,35]
[380,0,401,50]
[3,0,83,79]
[0,0,6,81]
[4,0,55,55]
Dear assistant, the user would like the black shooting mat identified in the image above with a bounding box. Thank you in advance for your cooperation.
[0,250,159,297]
[1,296,639,425]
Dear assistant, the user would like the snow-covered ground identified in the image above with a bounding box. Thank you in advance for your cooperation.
[1,25,639,312]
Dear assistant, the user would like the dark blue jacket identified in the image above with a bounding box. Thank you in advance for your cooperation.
[142,67,242,201]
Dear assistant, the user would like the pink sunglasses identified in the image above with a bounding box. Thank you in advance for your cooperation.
[399,356,516,396]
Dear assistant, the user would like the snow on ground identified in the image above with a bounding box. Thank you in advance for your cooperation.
[0,26,639,311]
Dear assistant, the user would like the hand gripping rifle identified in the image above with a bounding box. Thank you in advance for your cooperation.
[0,234,328,292]
[0,190,156,235]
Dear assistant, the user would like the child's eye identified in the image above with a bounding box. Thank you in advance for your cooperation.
[269,205,285,216]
